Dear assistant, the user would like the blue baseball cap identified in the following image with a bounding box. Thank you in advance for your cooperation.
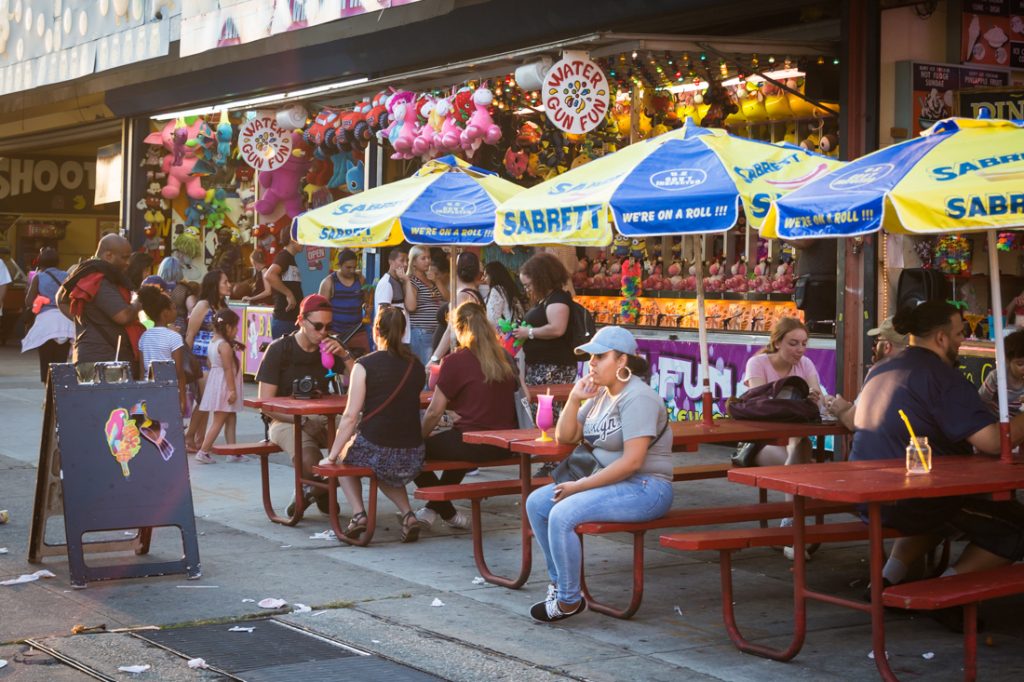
[141,275,171,291]
[575,325,637,356]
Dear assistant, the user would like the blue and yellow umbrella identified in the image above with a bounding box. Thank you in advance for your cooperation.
[495,118,843,247]
[292,155,523,248]
[764,116,1024,459]
[495,119,843,423]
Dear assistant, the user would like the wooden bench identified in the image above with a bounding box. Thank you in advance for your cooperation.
[881,564,1024,681]
[312,457,523,547]
[576,500,855,619]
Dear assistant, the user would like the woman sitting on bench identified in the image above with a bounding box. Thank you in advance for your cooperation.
[525,326,673,623]
[416,301,520,532]
[321,305,426,543]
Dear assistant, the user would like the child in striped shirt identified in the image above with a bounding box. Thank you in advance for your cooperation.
[138,284,188,415]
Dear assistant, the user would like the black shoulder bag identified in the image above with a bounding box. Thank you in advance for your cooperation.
[551,414,670,485]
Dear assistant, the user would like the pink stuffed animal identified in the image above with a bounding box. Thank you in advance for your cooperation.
[254,132,313,219]
[412,96,438,158]
[461,88,501,153]
[144,120,207,200]
[389,95,419,160]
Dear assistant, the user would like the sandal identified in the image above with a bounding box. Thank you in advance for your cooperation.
[400,511,420,544]
[343,511,368,540]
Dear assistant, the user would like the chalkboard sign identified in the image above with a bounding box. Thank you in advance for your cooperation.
[38,361,200,588]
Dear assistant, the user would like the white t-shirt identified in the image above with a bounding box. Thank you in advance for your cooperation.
[576,376,673,481]
[139,326,184,377]
[373,272,410,344]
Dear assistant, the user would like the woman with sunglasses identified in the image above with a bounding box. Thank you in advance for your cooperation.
[256,295,353,516]
[525,326,672,623]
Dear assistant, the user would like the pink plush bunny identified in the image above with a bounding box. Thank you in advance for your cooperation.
[254,132,313,219]
[461,88,502,153]
[389,96,420,160]
[143,120,206,200]
[436,97,463,152]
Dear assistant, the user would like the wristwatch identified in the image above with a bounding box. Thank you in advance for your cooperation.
[430,355,439,364]
[528,327,535,340]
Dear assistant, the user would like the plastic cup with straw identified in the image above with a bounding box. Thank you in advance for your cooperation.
[898,409,931,474]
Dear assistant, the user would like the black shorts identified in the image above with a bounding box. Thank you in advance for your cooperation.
[872,496,1024,562]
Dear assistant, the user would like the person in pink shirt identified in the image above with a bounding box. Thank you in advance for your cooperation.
[742,317,824,468]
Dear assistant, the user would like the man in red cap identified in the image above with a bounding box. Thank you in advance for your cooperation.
[257,294,353,515]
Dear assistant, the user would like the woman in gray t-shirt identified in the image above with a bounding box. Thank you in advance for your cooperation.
[525,326,673,623]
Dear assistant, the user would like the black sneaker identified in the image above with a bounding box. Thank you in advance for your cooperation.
[285,487,316,517]
[530,596,586,623]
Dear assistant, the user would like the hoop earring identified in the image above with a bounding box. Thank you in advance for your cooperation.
[616,366,632,383]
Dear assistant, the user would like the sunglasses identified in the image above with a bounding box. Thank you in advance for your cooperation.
[305,320,329,332]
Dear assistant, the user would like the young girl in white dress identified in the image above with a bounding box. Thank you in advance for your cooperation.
[195,309,245,464]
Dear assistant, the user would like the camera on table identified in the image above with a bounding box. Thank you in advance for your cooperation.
[292,375,320,400]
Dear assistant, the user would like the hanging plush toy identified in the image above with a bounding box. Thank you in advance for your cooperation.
[619,259,643,325]
[389,94,420,160]
[144,119,207,200]
[461,87,502,153]
[435,97,464,153]
[413,96,441,158]
[173,225,203,269]
[327,150,355,190]
[304,107,345,152]
[254,132,313,219]
[346,160,365,194]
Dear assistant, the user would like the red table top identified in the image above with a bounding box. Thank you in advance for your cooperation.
[250,383,573,417]
[463,419,850,457]
[728,456,1024,503]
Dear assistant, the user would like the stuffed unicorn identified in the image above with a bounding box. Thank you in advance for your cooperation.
[461,87,501,153]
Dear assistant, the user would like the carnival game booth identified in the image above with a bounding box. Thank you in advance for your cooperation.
[497,118,844,422]
[136,34,842,377]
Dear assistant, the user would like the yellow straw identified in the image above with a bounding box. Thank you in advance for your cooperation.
[898,409,929,470]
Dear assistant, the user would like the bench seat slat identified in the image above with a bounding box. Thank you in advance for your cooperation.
[209,442,281,457]
[660,521,901,551]
[882,564,1024,610]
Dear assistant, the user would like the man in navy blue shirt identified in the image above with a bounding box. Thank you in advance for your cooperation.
[851,300,1024,624]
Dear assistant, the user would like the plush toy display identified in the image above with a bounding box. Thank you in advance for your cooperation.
[389,93,420,160]
[255,132,313,218]
[436,97,464,153]
[144,119,207,200]
[461,87,502,154]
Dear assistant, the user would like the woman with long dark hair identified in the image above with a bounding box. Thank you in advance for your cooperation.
[321,305,426,542]
[185,269,231,451]
[483,261,525,327]
[416,302,520,531]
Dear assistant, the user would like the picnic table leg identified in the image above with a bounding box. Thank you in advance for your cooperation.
[868,502,899,682]
[579,531,646,619]
[963,603,978,682]
[325,474,377,547]
[721,495,808,660]
[473,453,533,589]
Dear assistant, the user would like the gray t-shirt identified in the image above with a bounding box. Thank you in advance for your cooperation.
[576,376,672,481]
[73,279,132,363]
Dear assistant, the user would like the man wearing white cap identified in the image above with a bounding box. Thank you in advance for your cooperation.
[825,316,906,429]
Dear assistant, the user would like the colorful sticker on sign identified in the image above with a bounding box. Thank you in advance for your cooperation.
[105,408,141,478]
[543,53,610,134]
[238,118,293,172]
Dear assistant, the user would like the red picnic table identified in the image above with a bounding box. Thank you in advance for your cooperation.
[241,384,572,526]
[727,456,1024,681]
[460,418,851,589]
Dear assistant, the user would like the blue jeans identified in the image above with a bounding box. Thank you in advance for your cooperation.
[526,475,673,604]
[271,317,296,339]
[409,325,435,366]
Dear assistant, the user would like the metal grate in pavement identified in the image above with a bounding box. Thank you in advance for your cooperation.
[137,618,356,673]
[136,618,442,681]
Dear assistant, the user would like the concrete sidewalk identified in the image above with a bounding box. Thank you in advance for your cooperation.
[1,345,1022,681]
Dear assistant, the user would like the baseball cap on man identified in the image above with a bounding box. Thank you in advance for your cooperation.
[867,317,906,345]
[298,294,332,319]
[575,325,638,356]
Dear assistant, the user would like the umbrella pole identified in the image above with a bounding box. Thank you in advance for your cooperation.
[450,247,460,352]
[694,236,714,425]
[985,230,1014,462]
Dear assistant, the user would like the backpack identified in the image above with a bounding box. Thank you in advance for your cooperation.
[567,299,597,350]
[725,376,821,423]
